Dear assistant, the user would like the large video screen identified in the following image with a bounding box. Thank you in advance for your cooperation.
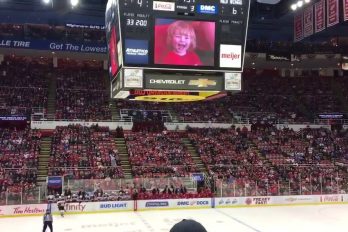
[109,26,119,76]
[108,0,251,72]
[154,19,215,67]
[105,0,122,79]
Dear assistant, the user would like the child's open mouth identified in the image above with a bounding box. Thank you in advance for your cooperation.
[177,44,187,50]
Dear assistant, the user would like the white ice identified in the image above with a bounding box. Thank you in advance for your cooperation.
[0,204,347,232]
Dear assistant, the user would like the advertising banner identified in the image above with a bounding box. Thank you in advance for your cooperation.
[47,176,62,189]
[327,0,339,27]
[345,0,348,21]
[303,5,314,37]
[0,39,106,53]
[50,201,133,213]
[124,39,149,64]
[0,116,27,121]
[137,198,211,210]
[320,195,344,203]
[0,204,47,217]
[244,197,271,206]
[124,68,143,88]
[294,12,304,42]
[266,53,291,62]
[276,196,320,205]
[315,0,326,33]
[216,198,241,207]
[225,72,241,91]
[216,195,321,207]
[219,44,242,68]
[144,74,223,91]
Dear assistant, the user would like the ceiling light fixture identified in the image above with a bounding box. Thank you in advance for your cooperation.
[291,4,297,11]
[297,1,303,7]
[70,0,79,8]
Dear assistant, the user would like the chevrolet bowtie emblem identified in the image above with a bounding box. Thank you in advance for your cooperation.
[188,79,216,88]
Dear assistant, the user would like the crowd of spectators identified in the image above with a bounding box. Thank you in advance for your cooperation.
[0,54,345,124]
[184,126,348,196]
[251,127,348,195]
[187,127,280,196]
[47,180,211,202]
[55,69,112,121]
[125,131,198,177]
[0,127,41,200]
[246,39,345,54]
[114,74,345,124]
[0,56,49,116]
[48,125,123,179]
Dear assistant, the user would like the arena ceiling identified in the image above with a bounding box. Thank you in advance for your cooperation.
[0,0,346,42]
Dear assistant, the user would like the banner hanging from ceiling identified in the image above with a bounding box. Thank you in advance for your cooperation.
[303,5,314,37]
[315,0,326,33]
[344,0,348,21]
[294,12,304,42]
[326,0,339,27]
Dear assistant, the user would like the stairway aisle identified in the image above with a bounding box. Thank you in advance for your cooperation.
[46,73,57,116]
[114,137,133,179]
[37,136,52,184]
[182,137,208,174]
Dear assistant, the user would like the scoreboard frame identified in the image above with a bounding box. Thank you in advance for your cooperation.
[106,0,248,102]
[107,0,251,75]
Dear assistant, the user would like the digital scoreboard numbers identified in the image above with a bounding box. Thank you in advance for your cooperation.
[176,0,196,15]
[123,0,150,8]
[123,12,150,38]
[115,0,250,72]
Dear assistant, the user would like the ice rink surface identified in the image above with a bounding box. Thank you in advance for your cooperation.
[1,204,347,232]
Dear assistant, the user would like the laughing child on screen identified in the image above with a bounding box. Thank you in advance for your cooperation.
[161,21,202,66]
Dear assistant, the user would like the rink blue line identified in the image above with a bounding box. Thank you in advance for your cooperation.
[216,209,263,232]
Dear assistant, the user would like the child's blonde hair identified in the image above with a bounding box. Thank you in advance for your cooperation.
[167,21,197,51]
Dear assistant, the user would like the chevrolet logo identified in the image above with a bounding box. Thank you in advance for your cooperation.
[188,79,216,88]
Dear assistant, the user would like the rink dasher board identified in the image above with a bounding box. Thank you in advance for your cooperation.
[0,201,133,218]
[215,194,348,207]
[1,195,348,217]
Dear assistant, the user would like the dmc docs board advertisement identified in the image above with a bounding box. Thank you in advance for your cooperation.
[137,198,211,210]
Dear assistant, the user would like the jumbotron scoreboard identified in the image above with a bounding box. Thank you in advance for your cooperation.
[106,0,250,102]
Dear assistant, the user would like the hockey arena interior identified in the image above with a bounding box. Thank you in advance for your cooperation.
[1,0,348,231]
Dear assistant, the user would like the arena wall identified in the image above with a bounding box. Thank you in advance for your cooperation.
[1,195,348,217]
[31,120,332,132]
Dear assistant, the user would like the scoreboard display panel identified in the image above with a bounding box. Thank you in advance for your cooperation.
[106,0,123,77]
[116,0,250,73]
[106,0,248,101]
